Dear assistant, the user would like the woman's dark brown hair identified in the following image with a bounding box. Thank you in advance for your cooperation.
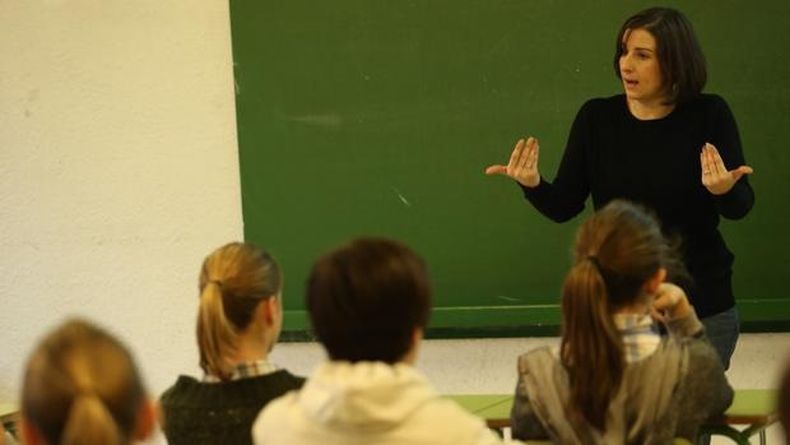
[22,319,146,445]
[560,200,670,430]
[614,7,707,105]
[197,242,282,380]
[307,237,431,364]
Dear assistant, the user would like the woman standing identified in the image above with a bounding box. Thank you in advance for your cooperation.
[486,7,753,369]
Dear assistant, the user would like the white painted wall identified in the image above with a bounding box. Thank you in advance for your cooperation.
[0,1,240,401]
[0,2,787,444]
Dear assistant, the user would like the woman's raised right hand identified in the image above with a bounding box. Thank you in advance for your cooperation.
[485,136,541,188]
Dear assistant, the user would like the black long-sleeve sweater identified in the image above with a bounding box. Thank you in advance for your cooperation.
[522,94,754,317]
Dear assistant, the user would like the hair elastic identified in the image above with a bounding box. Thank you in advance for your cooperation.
[586,255,602,270]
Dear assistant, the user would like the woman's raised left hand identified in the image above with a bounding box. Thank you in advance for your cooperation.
[700,142,753,195]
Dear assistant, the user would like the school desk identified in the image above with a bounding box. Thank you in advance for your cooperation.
[448,389,776,445]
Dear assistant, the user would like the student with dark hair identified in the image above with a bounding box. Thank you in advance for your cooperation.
[160,242,304,445]
[486,7,754,369]
[510,200,733,444]
[253,238,510,445]
[20,318,156,445]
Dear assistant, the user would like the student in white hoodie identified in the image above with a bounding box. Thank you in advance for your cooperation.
[253,237,511,445]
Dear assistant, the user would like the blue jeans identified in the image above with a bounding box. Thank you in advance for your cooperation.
[700,306,740,370]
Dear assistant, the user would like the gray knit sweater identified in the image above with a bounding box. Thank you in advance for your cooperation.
[510,312,733,444]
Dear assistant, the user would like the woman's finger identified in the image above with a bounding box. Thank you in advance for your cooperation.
[731,165,754,182]
[708,143,728,175]
[526,137,540,170]
[700,148,710,181]
[508,139,525,170]
[518,138,534,170]
[705,144,721,175]
[484,165,508,176]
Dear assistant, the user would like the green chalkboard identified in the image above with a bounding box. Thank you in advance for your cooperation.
[230,1,790,339]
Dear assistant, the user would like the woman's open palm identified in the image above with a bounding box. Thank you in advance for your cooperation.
[485,137,541,188]
[700,142,753,195]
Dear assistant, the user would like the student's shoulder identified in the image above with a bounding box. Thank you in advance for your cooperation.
[281,368,307,384]
[251,391,300,443]
[413,396,505,444]
[160,375,200,401]
[160,371,303,403]
[255,388,298,419]
[516,346,556,374]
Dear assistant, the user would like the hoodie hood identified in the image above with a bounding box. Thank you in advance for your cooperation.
[297,361,436,433]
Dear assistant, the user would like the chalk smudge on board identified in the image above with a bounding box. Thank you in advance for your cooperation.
[496,295,520,303]
[392,187,412,207]
[283,113,343,127]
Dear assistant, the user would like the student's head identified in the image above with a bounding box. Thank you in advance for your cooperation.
[614,7,706,105]
[560,200,670,430]
[20,319,154,445]
[307,237,431,364]
[197,242,283,380]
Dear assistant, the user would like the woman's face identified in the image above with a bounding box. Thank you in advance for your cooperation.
[619,28,666,104]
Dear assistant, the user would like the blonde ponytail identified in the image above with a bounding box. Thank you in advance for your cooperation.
[61,394,123,445]
[197,280,238,379]
[195,242,283,380]
[21,319,146,445]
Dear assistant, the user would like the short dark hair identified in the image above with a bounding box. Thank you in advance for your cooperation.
[614,7,706,105]
[306,238,431,363]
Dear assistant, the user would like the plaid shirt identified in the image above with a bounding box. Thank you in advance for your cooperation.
[613,313,661,363]
[203,359,279,383]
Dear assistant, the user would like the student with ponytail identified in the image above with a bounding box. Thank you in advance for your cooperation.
[20,318,156,445]
[510,200,733,444]
[160,242,304,445]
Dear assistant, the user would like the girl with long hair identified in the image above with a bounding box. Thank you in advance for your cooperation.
[511,200,732,444]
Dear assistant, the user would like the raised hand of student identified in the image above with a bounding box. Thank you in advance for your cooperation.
[651,282,692,323]
[485,136,541,188]
[700,142,753,195]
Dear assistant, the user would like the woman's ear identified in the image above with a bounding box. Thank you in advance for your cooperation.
[401,328,424,365]
[644,267,667,295]
[134,399,157,441]
[259,295,280,326]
